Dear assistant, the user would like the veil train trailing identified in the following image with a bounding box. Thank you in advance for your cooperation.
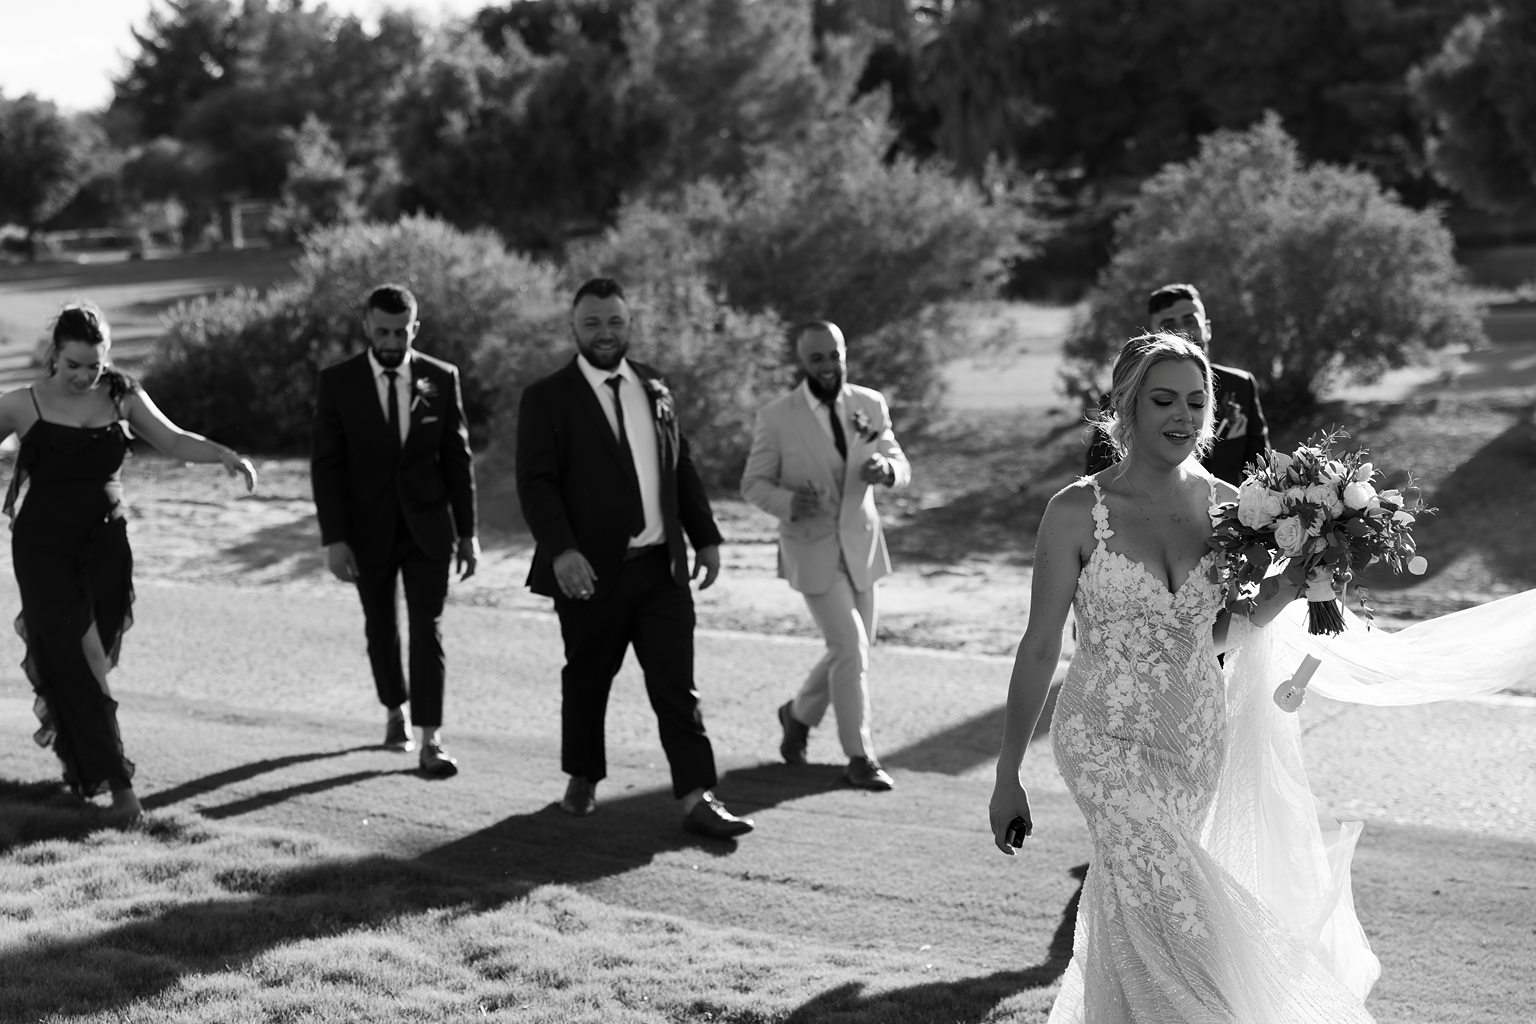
[1211,589,1536,1001]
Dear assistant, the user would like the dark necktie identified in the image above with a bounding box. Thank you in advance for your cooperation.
[605,375,646,535]
[383,369,400,449]
[823,396,847,460]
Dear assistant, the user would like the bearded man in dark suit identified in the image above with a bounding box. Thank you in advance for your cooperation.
[312,284,479,778]
[516,277,753,840]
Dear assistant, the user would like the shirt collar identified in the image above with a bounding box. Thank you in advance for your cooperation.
[366,348,412,379]
[577,353,635,389]
[800,379,845,408]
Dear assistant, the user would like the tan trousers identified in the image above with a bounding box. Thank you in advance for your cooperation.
[792,570,877,759]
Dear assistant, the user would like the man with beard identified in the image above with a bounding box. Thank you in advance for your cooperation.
[741,321,911,790]
[1086,283,1269,485]
[312,284,479,777]
[516,277,754,839]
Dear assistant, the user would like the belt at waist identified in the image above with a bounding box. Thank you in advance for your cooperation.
[624,543,666,561]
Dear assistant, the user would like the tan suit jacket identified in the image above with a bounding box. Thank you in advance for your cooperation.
[741,383,910,595]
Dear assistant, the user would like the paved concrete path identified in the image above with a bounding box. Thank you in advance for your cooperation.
[1,578,1531,986]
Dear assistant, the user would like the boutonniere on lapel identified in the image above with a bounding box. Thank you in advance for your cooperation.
[850,408,881,443]
[643,377,675,425]
[410,376,437,413]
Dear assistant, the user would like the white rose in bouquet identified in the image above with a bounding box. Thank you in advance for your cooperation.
[1237,480,1278,529]
[1272,515,1308,557]
[1343,480,1377,510]
[1305,482,1345,518]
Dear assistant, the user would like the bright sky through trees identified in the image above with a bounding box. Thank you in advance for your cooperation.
[0,0,489,111]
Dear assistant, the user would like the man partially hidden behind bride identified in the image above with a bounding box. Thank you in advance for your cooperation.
[988,331,1536,1023]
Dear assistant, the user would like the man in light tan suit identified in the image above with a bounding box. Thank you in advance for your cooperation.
[741,321,911,790]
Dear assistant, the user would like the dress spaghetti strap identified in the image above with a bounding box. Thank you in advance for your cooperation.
[1086,476,1113,549]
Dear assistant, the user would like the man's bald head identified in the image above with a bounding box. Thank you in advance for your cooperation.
[793,320,847,401]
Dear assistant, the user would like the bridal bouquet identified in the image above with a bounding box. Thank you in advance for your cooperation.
[1209,430,1431,635]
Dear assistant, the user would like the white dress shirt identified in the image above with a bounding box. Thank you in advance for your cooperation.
[577,354,664,547]
[800,380,847,465]
[367,348,412,447]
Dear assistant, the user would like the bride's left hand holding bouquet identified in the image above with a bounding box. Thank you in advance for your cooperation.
[1209,429,1432,637]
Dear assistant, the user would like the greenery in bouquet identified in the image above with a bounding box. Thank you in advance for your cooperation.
[1208,430,1432,634]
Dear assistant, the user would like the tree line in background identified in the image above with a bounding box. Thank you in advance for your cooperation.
[0,0,1530,461]
[2,0,1533,259]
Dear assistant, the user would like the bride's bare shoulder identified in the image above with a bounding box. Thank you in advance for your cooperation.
[1046,477,1097,512]
[1040,478,1098,543]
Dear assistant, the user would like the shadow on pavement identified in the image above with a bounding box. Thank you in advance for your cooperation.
[218,515,330,576]
[784,862,1086,1023]
[0,756,1083,1020]
[141,745,378,812]
[882,685,1058,776]
[419,760,849,884]
[199,768,415,819]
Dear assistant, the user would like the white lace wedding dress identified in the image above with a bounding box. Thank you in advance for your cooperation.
[1047,478,1380,1023]
[1046,478,1536,1022]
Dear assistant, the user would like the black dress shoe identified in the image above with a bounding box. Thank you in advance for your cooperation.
[418,741,459,778]
[560,777,597,817]
[846,757,895,791]
[683,795,754,839]
[384,710,415,752]
[777,701,809,765]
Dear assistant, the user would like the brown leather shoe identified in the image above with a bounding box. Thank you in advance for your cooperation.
[418,740,459,778]
[682,794,754,839]
[846,757,894,791]
[777,701,809,764]
[560,777,597,816]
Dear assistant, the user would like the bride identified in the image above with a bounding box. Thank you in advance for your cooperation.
[987,331,1536,1023]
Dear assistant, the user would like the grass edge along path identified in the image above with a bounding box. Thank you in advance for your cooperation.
[0,787,1072,1024]
[1,777,1531,1024]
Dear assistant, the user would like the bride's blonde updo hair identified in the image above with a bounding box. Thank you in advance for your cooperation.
[1095,331,1216,463]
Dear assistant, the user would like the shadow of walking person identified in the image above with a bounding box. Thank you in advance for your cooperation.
[418,761,849,888]
[781,862,1087,1024]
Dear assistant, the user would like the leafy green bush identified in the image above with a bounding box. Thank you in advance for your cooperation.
[1064,114,1485,421]
[575,104,1029,428]
[144,216,568,452]
[295,216,568,431]
[144,282,337,452]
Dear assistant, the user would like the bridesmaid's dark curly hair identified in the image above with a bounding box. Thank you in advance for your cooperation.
[49,301,139,412]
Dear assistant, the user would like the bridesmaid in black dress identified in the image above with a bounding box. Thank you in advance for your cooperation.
[0,302,256,822]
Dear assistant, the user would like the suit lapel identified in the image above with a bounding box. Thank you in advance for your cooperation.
[790,390,843,495]
[349,353,395,443]
[563,360,644,495]
[631,366,677,473]
[839,392,867,494]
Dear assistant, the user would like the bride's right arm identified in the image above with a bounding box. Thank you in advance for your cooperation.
[990,489,1086,852]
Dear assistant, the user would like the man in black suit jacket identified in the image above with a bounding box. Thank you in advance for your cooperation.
[516,277,753,840]
[1086,282,1270,484]
[312,284,479,778]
